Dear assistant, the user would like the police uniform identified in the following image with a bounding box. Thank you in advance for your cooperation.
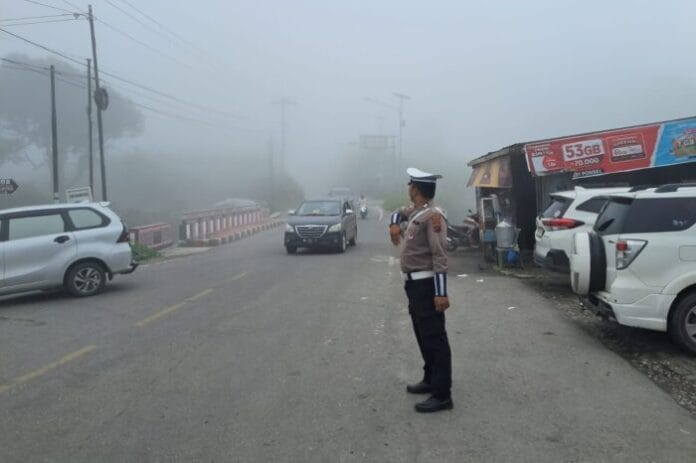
[390,168,452,410]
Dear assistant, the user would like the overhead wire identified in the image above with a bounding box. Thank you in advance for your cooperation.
[0,13,75,22]
[114,0,203,52]
[21,0,76,14]
[94,17,194,69]
[1,59,265,131]
[61,0,85,12]
[1,18,84,27]
[1,25,272,126]
[111,0,229,74]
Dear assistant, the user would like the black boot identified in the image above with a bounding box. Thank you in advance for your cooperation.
[414,395,453,413]
[406,381,432,394]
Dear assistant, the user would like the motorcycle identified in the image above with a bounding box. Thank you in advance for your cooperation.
[446,219,469,252]
[359,204,368,219]
[445,210,480,252]
[462,209,480,248]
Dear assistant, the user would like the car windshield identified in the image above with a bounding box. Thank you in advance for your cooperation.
[296,201,341,216]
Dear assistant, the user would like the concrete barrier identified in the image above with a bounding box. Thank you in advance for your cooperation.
[130,223,175,250]
[180,205,284,247]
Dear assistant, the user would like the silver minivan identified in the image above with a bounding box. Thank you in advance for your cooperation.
[0,203,137,297]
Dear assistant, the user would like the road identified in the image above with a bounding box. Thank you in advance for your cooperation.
[1,212,695,462]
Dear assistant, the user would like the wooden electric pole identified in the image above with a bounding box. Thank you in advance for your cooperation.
[50,65,59,203]
[87,58,94,194]
[88,4,107,200]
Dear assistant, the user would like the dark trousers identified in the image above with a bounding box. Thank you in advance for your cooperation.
[405,278,452,399]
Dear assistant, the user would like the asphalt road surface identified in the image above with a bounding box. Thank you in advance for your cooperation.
[1,212,695,462]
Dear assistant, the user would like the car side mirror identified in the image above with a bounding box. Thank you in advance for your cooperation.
[288,209,296,215]
[345,209,354,215]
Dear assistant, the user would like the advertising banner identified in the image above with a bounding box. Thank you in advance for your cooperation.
[524,117,696,177]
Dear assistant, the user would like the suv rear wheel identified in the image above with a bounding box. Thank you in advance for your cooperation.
[65,261,106,297]
[669,291,696,354]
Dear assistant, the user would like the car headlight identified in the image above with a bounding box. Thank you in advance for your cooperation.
[285,224,295,233]
[328,223,342,232]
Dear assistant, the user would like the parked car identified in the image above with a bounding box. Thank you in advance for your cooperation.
[284,198,358,254]
[534,186,632,272]
[0,203,138,298]
[569,184,696,353]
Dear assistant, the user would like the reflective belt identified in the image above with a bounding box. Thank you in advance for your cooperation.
[402,270,435,281]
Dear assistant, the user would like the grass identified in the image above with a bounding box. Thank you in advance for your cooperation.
[130,242,162,262]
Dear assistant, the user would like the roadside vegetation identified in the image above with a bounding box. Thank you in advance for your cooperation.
[130,242,161,262]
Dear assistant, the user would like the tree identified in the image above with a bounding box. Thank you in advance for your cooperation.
[0,54,143,186]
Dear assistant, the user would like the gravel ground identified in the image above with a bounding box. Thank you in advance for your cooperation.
[509,266,696,415]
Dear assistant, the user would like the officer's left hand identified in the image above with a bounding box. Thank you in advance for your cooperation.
[434,296,450,312]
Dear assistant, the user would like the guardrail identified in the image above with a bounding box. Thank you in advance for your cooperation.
[180,205,284,246]
[130,223,175,250]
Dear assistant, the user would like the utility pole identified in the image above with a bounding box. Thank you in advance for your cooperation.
[88,4,108,201]
[272,98,296,172]
[268,135,275,209]
[50,65,59,203]
[86,58,94,194]
[393,92,410,166]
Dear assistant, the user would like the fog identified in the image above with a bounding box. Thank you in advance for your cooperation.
[3,0,696,224]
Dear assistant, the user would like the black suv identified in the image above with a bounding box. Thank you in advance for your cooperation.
[284,198,358,254]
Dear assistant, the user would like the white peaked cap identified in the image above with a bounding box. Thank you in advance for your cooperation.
[407,167,443,184]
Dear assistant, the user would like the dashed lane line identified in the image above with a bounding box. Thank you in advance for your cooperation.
[135,288,214,327]
[229,271,248,282]
[0,345,97,394]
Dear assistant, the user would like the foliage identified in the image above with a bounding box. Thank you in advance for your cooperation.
[0,54,143,180]
[130,241,161,262]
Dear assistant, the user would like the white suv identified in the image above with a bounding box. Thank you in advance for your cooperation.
[534,186,632,273]
[0,203,137,298]
[569,184,696,353]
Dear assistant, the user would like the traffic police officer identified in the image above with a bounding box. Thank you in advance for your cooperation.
[389,167,453,413]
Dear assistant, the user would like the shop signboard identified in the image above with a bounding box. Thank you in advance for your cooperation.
[524,117,696,178]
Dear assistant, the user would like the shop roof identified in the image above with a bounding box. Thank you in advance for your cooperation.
[468,144,523,167]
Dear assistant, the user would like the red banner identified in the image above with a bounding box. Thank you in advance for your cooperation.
[525,125,660,177]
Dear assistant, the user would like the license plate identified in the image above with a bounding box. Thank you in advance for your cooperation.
[303,239,314,244]
[536,227,545,238]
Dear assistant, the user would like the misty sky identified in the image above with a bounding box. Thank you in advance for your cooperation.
[3,0,696,194]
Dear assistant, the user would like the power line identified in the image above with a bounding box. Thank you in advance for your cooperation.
[1,59,264,132]
[94,17,193,69]
[1,18,83,27]
[114,0,201,52]
[61,0,85,12]
[112,0,227,73]
[103,0,171,43]
[0,27,86,67]
[0,13,74,22]
[0,28,268,124]
[21,0,76,14]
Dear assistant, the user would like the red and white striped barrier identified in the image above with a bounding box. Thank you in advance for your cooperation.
[130,223,175,250]
[181,205,284,246]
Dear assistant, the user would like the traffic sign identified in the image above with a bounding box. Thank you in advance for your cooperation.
[65,186,93,203]
[0,178,18,195]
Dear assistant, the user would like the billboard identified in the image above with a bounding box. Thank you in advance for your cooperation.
[524,117,696,178]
